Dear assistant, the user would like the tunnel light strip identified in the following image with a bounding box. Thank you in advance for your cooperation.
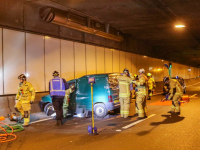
[122,114,156,129]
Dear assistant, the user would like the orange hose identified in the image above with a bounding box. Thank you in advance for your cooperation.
[0,122,17,143]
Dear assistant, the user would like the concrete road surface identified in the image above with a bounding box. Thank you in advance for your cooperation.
[1,83,200,150]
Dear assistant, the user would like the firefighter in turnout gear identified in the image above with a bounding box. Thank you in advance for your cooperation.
[63,84,75,118]
[132,69,148,119]
[49,71,69,126]
[117,68,133,118]
[164,77,183,115]
[15,74,35,127]
[147,73,156,100]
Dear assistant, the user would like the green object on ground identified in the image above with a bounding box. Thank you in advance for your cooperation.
[0,124,24,133]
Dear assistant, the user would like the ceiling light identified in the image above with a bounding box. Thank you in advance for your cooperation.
[175,25,185,28]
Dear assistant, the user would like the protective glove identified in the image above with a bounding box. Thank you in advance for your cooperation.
[30,101,33,104]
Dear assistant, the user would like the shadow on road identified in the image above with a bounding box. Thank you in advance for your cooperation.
[137,114,185,136]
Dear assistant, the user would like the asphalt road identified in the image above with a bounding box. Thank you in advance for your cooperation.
[1,84,200,150]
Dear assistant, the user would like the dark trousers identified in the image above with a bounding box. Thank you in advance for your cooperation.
[52,96,64,120]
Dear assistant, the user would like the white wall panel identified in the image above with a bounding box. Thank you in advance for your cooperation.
[105,48,113,73]
[113,50,119,73]
[3,29,25,94]
[61,40,74,81]
[86,45,96,75]
[26,33,45,92]
[120,51,125,73]
[136,54,141,72]
[74,42,86,78]
[96,46,105,74]
[45,37,60,91]
[125,52,132,73]
[131,53,137,74]
[0,28,2,95]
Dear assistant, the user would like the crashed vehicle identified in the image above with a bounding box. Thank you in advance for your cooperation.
[40,73,120,118]
[163,76,186,95]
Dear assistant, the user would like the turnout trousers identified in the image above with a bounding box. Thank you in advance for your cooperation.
[136,94,148,118]
[171,94,182,113]
[15,100,31,125]
[119,97,130,118]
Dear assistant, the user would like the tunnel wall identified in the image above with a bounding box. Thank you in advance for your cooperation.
[0,28,200,95]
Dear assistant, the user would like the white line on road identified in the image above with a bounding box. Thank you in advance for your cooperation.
[31,118,52,124]
[122,114,156,129]
[186,82,200,87]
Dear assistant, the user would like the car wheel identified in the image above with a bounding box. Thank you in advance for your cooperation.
[44,103,55,116]
[94,103,108,118]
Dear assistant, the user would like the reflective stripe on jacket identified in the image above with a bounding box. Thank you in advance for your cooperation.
[135,74,148,96]
[118,74,132,97]
[15,81,35,103]
[148,77,155,90]
[168,79,183,100]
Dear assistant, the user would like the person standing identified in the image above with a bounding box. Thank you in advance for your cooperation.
[133,69,148,119]
[15,74,35,127]
[147,73,156,100]
[163,77,183,115]
[117,68,133,118]
[49,71,69,126]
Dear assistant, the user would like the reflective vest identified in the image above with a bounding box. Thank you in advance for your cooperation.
[50,77,65,96]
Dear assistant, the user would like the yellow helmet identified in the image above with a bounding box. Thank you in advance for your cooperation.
[147,73,152,77]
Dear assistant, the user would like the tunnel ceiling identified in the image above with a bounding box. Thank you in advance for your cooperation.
[29,0,200,66]
[2,0,200,67]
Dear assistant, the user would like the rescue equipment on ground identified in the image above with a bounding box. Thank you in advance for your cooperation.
[8,112,19,122]
[0,116,24,143]
[88,77,98,135]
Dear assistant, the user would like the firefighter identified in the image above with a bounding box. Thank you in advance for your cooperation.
[147,73,156,100]
[15,74,35,127]
[130,74,138,99]
[49,71,69,126]
[117,68,133,118]
[132,69,148,119]
[63,84,75,118]
[164,77,183,115]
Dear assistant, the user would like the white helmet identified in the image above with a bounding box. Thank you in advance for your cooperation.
[139,68,145,74]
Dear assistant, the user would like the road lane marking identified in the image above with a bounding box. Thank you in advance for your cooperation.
[122,114,156,129]
[186,82,200,87]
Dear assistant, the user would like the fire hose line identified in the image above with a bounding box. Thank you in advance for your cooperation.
[0,122,24,143]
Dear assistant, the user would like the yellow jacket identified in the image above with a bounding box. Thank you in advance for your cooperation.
[148,77,156,90]
[15,81,35,103]
[168,79,183,100]
[135,74,148,96]
[117,74,133,97]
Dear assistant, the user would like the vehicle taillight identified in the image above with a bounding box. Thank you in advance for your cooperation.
[108,95,113,102]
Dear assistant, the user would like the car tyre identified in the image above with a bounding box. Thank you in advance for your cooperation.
[94,103,108,118]
[44,103,55,116]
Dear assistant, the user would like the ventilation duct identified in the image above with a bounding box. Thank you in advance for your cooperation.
[39,7,123,42]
